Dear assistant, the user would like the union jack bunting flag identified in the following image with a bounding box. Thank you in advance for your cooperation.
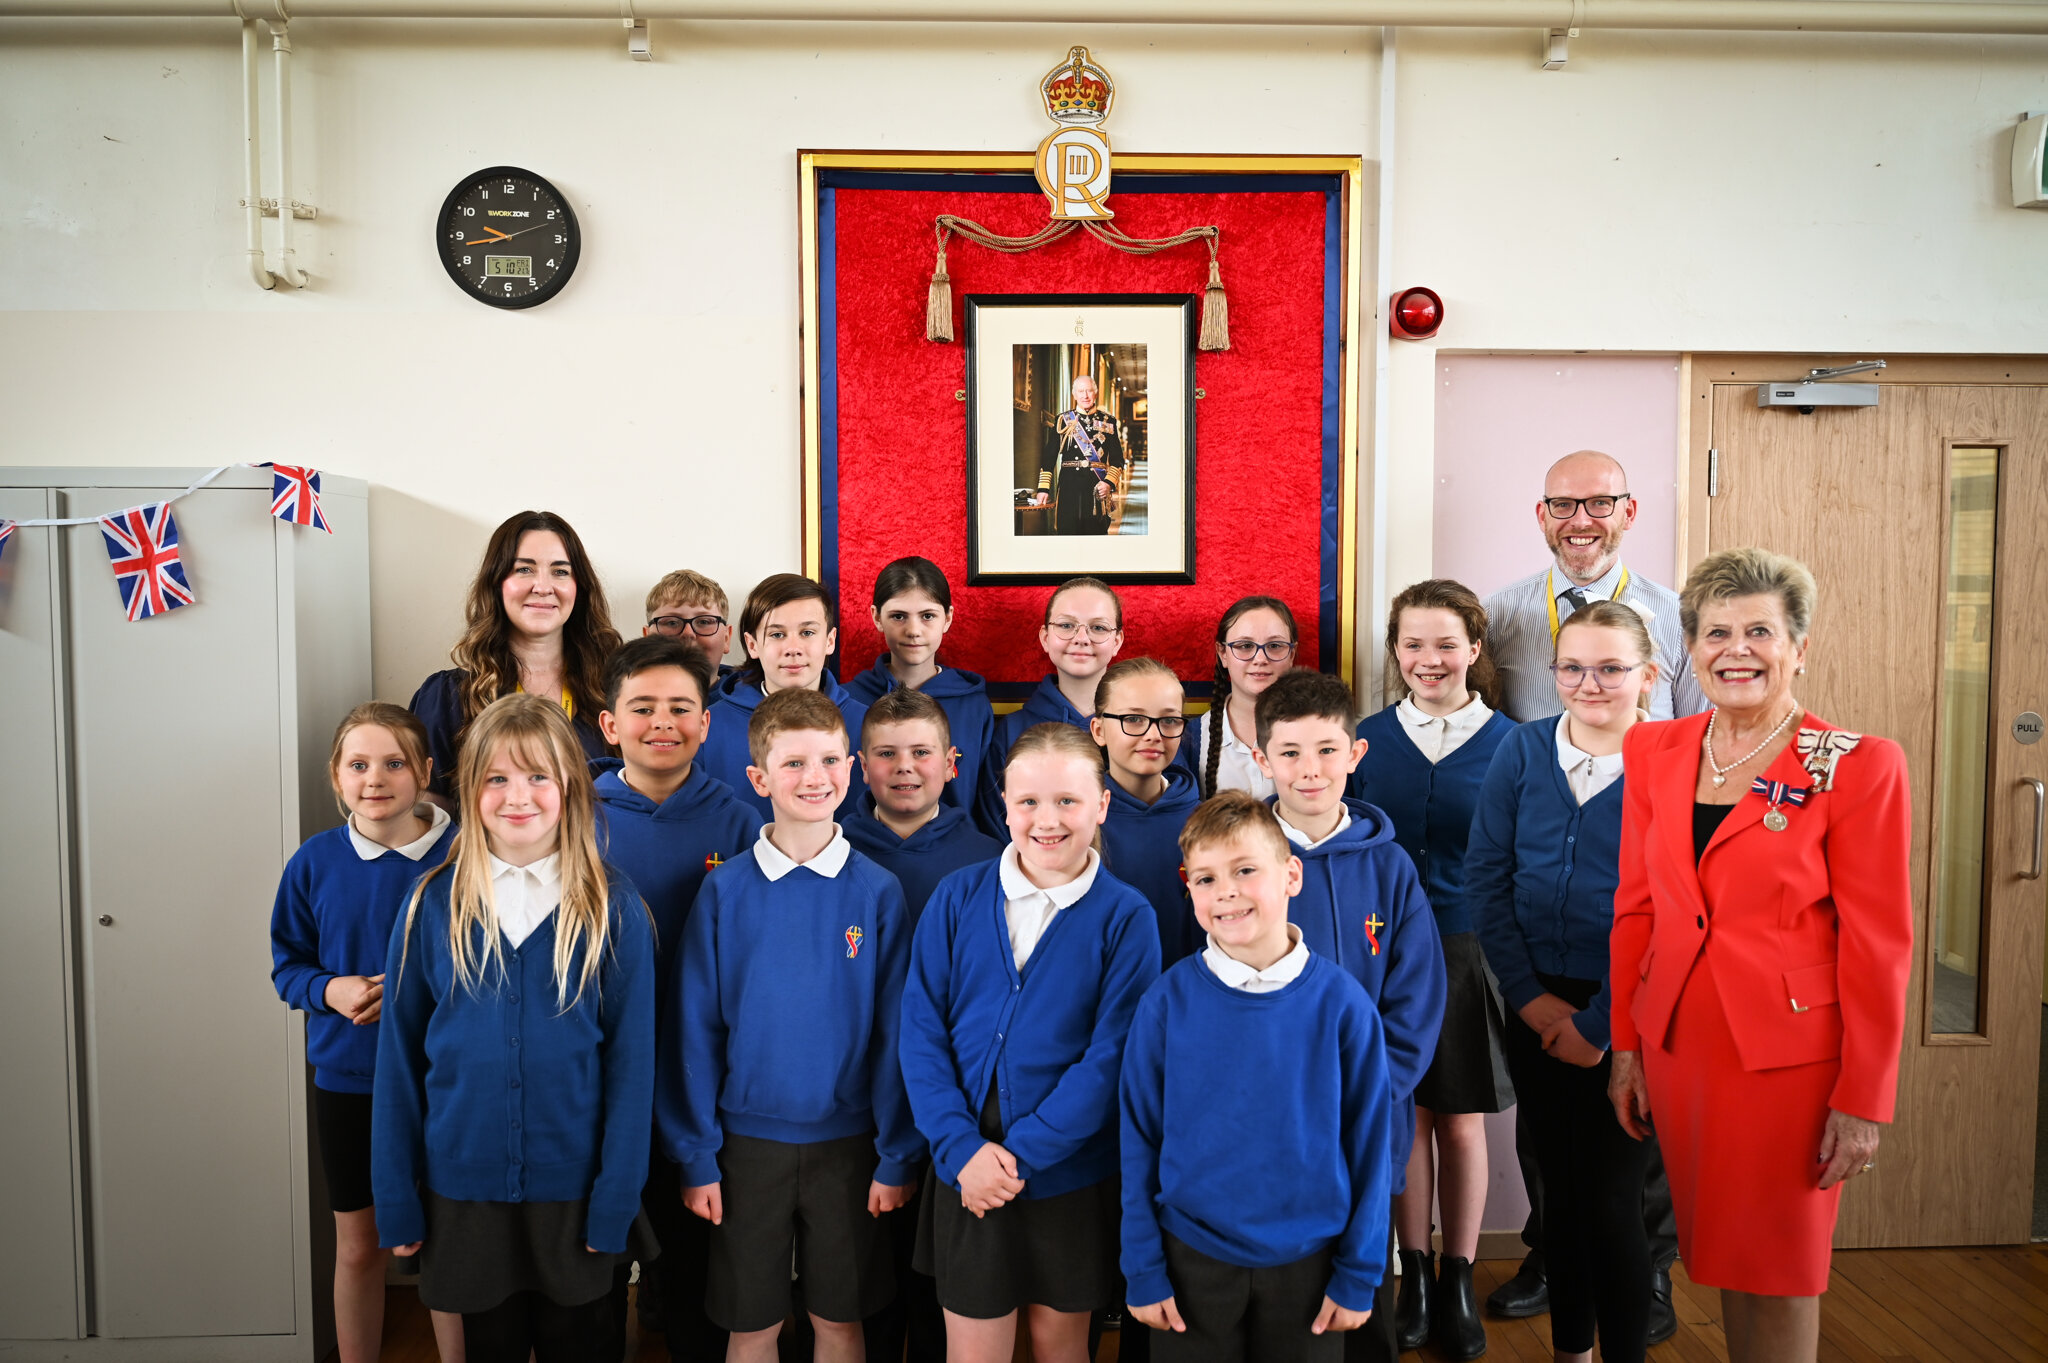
[99,502,196,622]
[0,519,14,557]
[268,464,331,532]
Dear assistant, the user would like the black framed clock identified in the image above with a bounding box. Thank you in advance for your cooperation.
[436,166,580,309]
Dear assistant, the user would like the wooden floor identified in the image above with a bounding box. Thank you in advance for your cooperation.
[380,1245,2048,1362]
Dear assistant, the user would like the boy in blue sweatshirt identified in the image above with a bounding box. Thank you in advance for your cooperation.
[843,684,995,1363]
[1251,670,1447,1363]
[1121,791,1392,1361]
[845,686,1002,921]
[661,686,920,1363]
[594,634,761,1360]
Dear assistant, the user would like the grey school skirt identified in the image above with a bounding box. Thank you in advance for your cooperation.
[417,1191,660,1315]
[1413,930,1515,1116]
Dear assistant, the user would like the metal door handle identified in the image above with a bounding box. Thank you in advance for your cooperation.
[2025,778,2046,882]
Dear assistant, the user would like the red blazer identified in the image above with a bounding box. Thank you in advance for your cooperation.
[1608,711,1913,1123]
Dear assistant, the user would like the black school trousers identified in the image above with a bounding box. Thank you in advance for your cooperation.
[1502,974,1651,1363]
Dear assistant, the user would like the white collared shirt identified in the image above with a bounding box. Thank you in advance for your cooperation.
[753,824,851,882]
[1191,710,1276,801]
[1554,715,1626,805]
[1278,806,1352,850]
[998,844,1100,970]
[1204,923,1311,994]
[489,852,560,949]
[1396,694,1494,764]
[347,802,450,862]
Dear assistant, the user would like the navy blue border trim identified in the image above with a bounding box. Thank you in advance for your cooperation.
[815,169,1348,687]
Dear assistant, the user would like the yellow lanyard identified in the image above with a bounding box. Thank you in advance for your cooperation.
[517,683,575,719]
[1547,565,1630,643]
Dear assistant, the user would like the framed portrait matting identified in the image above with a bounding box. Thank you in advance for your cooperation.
[964,293,1196,585]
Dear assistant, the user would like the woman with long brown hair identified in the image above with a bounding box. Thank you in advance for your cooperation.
[409,511,622,801]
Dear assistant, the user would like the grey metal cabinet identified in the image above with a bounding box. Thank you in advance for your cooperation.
[1,467,368,1361]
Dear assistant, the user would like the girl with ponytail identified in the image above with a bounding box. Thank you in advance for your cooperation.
[1192,597,1298,799]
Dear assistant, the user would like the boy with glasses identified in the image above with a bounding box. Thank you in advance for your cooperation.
[644,569,735,686]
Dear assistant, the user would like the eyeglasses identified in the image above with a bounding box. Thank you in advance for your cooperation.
[1223,639,1297,662]
[1549,662,1642,689]
[1097,712,1188,738]
[649,613,726,638]
[1047,620,1120,641]
[1543,494,1631,519]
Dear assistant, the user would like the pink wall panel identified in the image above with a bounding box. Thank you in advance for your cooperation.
[1432,355,1682,594]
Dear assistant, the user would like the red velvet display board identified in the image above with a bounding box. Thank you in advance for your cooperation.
[820,173,1343,693]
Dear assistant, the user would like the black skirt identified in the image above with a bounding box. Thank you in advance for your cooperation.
[1414,930,1514,1116]
[417,1192,660,1315]
[911,1082,1119,1318]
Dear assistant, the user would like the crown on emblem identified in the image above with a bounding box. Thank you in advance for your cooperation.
[1041,45,1114,127]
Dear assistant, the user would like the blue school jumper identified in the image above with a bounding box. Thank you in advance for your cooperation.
[1119,953,1394,1311]
[269,816,458,1094]
[1103,766,1203,964]
[659,844,920,1188]
[841,796,1002,923]
[1467,717,1625,1050]
[900,859,1162,1198]
[1347,706,1516,936]
[371,874,655,1252]
[846,655,1000,832]
[408,667,610,801]
[695,669,870,822]
[590,759,762,1025]
[1281,797,1446,1189]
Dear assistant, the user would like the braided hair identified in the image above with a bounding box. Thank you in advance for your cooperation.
[1201,596,1299,798]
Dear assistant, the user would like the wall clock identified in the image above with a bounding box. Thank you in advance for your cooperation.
[436,166,580,309]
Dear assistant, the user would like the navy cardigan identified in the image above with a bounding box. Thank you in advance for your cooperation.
[1466,717,1625,1050]
[409,668,610,801]
[1348,705,1517,936]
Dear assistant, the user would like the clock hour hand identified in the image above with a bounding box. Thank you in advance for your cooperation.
[469,221,553,246]
[464,225,512,245]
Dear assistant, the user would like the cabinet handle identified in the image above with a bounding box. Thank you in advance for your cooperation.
[2025,778,2046,882]
[97,914,114,926]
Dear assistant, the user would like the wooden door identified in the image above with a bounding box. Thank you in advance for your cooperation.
[1688,356,2048,1248]
[62,480,300,1336]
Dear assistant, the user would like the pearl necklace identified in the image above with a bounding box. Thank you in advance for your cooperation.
[1704,703,1799,788]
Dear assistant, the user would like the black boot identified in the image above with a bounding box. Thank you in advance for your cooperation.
[1485,1249,1549,1319]
[1394,1249,1434,1352]
[1435,1255,1488,1360]
[1647,1265,1677,1345]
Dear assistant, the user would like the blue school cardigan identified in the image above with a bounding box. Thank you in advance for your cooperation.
[1102,766,1203,965]
[1466,717,1625,1050]
[1281,796,1446,1188]
[1120,953,1393,1311]
[845,655,1000,833]
[269,818,458,1094]
[371,873,655,1253]
[1347,706,1517,936]
[900,858,1161,1199]
[695,670,869,822]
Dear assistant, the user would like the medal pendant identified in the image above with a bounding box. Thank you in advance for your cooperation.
[1712,774,1726,788]
[1764,808,1789,833]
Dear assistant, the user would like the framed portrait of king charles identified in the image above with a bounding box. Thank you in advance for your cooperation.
[964,293,1196,585]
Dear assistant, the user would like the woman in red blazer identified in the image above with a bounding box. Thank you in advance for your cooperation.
[1607,547,1911,1363]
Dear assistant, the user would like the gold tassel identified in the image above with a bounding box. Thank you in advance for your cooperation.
[926,237,954,343]
[1198,252,1229,351]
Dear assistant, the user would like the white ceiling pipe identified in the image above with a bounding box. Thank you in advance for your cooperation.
[240,18,274,289]
[270,20,309,287]
[6,0,2048,32]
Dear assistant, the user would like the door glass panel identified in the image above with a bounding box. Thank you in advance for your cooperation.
[1929,446,1999,1035]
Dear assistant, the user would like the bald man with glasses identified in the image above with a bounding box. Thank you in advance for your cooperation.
[1484,450,1705,725]
[1478,450,1703,1349]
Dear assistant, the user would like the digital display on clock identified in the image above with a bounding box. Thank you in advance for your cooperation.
[484,255,533,278]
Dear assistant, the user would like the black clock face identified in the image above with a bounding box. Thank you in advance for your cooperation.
[437,166,580,309]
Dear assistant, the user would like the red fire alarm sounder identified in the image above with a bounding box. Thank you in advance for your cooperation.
[1390,286,1443,340]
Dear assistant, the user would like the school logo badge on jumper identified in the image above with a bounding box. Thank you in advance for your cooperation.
[1034,46,1115,221]
[705,852,723,872]
[845,925,864,959]
[1364,913,1384,957]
